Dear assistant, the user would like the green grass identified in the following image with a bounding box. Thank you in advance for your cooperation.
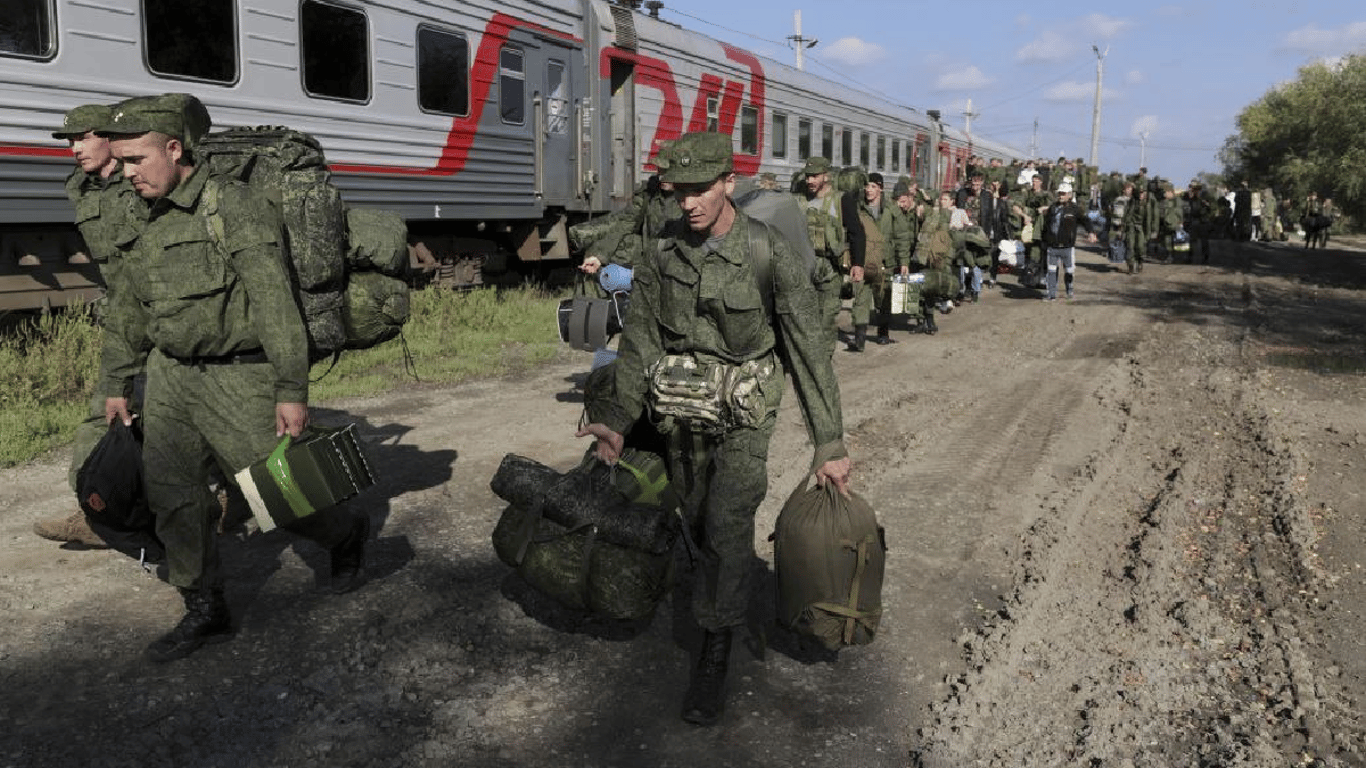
[0,286,568,467]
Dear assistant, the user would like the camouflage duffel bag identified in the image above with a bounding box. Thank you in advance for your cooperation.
[490,451,678,620]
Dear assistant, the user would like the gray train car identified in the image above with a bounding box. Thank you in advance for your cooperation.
[0,0,1020,311]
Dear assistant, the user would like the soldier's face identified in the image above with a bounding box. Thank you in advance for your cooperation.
[111,133,186,199]
[806,172,829,195]
[674,173,736,234]
[897,194,912,212]
[68,131,112,174]
[865,182,882,204]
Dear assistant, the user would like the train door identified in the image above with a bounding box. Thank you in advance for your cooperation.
[500,29,580,208]
[534,41,580,206]
[607,58,636,205]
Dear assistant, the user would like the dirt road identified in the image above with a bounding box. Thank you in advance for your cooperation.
[3,238,1365,767]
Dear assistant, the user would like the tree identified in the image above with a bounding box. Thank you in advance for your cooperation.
[1225,54,1366,228]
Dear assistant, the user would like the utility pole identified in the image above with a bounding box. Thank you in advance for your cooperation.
[787,11,817,71]
[1139,130,1149,168]
[963,98,979,141]
[1030,118,1039,159]
[1090,45,1107,168]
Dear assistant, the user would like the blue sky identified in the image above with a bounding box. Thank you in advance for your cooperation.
[653,1,1366,185]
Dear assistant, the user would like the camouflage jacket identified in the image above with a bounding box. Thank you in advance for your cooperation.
[858,198,912,271]
[601,208,846,462]
[99,166,309,403]
[65,163,141,279]
[569,178,674,267]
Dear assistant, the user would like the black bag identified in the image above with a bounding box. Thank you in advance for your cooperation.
[75,420,164,562]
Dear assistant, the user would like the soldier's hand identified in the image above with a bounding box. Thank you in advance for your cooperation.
[104,397,133,427]
[575,422,624,465]
[898,266,909,276]
[849,265,865,283]
[276,402,308,438]
[815,456,852,498]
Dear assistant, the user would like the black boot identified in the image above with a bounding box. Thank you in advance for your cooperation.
[330,515,371,594]
[682,629,732,725]
[873,324,895,344]
[146,587,233,663]
[922,310,937,335]
[845,324,867,352]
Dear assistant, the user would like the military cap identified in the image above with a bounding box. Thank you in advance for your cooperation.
[52,104,113,139]
[892,181,911,198]
[653,139,676,173]
[97,93,212,149]
[802,156,833,176]
[867,172,884,186]
[658,131,733,185]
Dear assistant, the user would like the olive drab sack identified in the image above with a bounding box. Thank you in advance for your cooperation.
[771,473,885,650]
[198,127,411,361]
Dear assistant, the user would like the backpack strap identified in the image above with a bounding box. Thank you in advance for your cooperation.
[745,217,775,321]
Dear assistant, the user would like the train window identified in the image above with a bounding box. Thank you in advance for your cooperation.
[771,112,787,158]
[499,45,525,125]
[859,133,869,168]
[891,140,900,173]
[840,129,852,167]
[301,0,369,102]
[739,105,758,155]
[546,60,569,134]
[797,118,811,160]
[821,124,833,160]
[144,0,236,83]
[876,135,886,170]
[0,0,54,59]
[417,26,470,116]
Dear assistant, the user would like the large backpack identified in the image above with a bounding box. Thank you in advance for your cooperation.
[198,127,410,362]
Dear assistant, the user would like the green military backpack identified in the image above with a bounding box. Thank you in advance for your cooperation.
[198,127,410,362]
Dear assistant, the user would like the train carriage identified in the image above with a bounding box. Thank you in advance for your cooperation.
[0,0,1020,311]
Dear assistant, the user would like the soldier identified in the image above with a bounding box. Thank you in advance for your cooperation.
[32,104,144,549]
[856,172,911,345]
[911,191,964,329]
[97,94,370,663]
[1120,184,1148,274]
[800,156,866,348]
[570,141,676,272]
[1182,180,1214,263]
[1156,183,1184,261]
[576,132,851,726]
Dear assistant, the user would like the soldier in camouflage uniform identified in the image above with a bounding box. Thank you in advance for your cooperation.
[33,104,148,549]
[857,172,911,344]
[97,94,370,663]
[570,141,676,272]
[800,156,866,349]
[577,132,851,726]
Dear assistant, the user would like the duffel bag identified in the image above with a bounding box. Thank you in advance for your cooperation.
[770,472,885,650]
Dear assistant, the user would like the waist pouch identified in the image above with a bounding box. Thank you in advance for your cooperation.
[648,354,774,433]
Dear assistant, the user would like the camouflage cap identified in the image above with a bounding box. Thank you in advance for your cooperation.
[97,93,212,149]
[658,131,733,185]
[52,104,113,139]
[653,139,676,173]
[803,156,832,175]
[892,181,911,198]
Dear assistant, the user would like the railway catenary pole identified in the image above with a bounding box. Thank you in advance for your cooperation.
[788,10,817,71]
[1090,45,1107,168]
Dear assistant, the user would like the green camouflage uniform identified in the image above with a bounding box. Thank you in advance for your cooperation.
[569,176,675,268]
[599,157,846,630]
[853,196,909,330]
[100,162,356,590]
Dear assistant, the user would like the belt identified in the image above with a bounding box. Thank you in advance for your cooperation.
[167,349,270,367]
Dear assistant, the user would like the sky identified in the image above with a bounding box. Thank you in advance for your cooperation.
[650,0,1366,185]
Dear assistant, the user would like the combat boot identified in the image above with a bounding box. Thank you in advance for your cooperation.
[681,628,732,726]
[922,310,938,335]
[330,515,371,594]
[873,324,896,345]
[845,324,867,353]
[33,511,107,548]
[146,587,233,663]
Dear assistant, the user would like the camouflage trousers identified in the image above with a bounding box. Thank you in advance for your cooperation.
[143,350,357,590]
[664,414,776,631]
[849,265,890,328]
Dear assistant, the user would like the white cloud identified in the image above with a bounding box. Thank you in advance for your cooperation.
[1045,81,1094,102]
[1081,13,1131,39]
[1125,70,1144,85]
[1017,30,1075,63]
[936,66,993,91]
[1281,22,1366,55]
[821,37,886,68]
[1131,115,1159,139]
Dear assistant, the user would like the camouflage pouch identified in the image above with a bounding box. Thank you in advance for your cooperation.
[648,354,774,432]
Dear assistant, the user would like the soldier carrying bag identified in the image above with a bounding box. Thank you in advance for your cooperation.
[770,470,886,650]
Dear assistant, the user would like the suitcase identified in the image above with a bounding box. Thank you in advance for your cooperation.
[235,424,376,532]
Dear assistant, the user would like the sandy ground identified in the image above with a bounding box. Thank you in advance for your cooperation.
[3,236,1365,768]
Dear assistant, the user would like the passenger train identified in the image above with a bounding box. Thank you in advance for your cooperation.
[0,0,1022,310]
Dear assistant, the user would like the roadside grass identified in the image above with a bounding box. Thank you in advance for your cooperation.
[0,285,568,468]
